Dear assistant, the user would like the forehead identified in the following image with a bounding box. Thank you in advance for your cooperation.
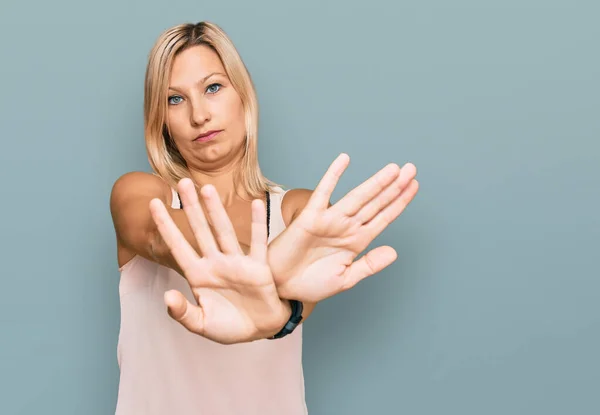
[169,45,225,85]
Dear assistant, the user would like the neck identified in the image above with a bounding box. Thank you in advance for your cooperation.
[188,163,248,207]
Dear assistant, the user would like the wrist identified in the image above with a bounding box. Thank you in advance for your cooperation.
[268,299,304,340]
[259,299,291,339]
[274,281,296,302]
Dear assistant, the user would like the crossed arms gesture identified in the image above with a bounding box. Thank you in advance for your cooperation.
[149,154,419,344]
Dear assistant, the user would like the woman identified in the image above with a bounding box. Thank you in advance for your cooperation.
[110,21,418,414]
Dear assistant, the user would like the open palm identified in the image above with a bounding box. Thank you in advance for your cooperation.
[149,179,288,345]
[268,154,419,302]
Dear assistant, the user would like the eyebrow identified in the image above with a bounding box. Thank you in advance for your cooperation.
[168,72,226,92]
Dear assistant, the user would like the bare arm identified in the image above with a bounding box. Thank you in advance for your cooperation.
[111,173,317,322]
[109,172,200,274]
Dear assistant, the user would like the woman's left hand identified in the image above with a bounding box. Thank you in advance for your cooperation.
[149,179,289,345]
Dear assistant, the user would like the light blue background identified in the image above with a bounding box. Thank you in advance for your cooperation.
[1,1,598,414]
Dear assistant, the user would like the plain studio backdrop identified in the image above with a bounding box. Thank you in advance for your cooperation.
[0,1,598,414]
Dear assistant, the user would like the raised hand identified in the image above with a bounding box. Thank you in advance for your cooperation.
[267,154,419,302]
[149,178,289,345]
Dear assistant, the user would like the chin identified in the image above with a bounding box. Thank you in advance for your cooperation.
[195,144,239,165]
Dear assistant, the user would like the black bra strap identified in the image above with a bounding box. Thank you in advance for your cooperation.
[266,190,271,238]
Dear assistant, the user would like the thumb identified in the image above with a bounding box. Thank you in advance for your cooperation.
[164,289,205,335]
[343,246,398,290]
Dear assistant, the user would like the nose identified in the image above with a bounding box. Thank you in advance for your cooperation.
[190,99,210,127]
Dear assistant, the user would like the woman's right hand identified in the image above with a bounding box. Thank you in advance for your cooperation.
[267,154,419,303]
[148,178,290,345]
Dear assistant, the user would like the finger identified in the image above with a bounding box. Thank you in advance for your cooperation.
[341,246,398,290]
[364,179,419,239]
[164,289,205,336]
[200,184,243,255]
[355,163,417,224]
[177,178,219,256]
[250,199,268,262]
[149,197,200,275]
[305,153,350,210]
[334,162,402,217]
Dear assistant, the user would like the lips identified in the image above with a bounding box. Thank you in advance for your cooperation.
[194,130,222,142]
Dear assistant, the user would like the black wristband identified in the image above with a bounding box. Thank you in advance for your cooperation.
[271,300,303,339]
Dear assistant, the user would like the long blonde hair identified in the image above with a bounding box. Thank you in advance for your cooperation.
[143,21,280,198]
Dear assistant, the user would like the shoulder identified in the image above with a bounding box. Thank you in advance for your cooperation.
[110,171,172,210]
[280,188,315,227]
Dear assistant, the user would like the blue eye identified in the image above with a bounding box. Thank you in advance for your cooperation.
[206,83,222,94]
[168,95,183,105]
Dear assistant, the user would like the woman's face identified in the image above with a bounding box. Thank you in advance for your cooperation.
[166,45,246,171]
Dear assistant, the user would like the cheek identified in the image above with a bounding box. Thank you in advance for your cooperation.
[165,110,190,150]
[167,109,192,138]
[219,94,246,137]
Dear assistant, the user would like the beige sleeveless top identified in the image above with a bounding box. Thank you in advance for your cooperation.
[115,187,307,414]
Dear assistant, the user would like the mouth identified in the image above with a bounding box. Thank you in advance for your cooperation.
[194,130,222,143]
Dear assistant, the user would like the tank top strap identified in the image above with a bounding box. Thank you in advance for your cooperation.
[171,188,182,209]
[267,186,289,242]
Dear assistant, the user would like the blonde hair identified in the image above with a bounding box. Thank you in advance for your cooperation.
[143,21,280,198]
